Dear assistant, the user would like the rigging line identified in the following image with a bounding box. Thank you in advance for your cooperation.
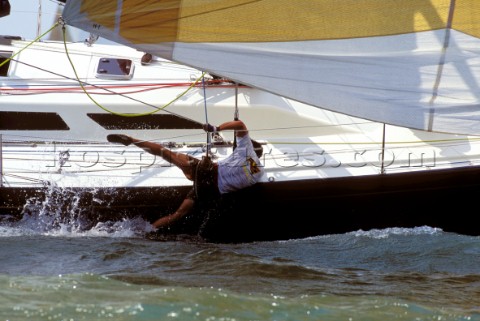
[3,172,48,184]
[264,136,480,145]
[3,144,470,166]
[246,123,480,140]
[233,82,239,150]
[0,122,212,144]
[1,83,197,95]
[59,20,206,120]
[36,0,42,39]
[428,0,456,130]
[0,22,59,69]
[234,83,239,121]
[176,0,261,21]
[231,122,373,132]
[2,129,479,147]
[201,73,210,157]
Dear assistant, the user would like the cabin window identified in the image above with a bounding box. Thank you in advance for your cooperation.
[96,58,134,80]
[0,111,69,130]
[87,114,202,130]
[0,51,12,76]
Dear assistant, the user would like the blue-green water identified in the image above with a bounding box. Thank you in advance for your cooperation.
[0,217,479,321]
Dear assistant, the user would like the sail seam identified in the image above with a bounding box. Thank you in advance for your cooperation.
[428,0,456,131]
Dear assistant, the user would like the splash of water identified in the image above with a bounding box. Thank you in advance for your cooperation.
[2,185,154,238]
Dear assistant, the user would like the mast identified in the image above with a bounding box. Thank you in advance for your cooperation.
[36,0,42,39]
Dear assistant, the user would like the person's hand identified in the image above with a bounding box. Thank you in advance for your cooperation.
[203,123,218,132]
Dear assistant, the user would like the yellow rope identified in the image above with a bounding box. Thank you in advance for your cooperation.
[0,23,59,69]
[61,24,205,117]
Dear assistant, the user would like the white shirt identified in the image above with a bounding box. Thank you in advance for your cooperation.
[217,134,264,194]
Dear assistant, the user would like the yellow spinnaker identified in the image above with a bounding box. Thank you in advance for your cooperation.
[76,0,480,43]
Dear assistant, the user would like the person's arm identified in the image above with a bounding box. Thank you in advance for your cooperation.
[152,198,195,229]
[204,120,248,137]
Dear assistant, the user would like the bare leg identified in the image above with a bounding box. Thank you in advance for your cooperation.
[131,138,196,180]
[135,140,197,229]
[107,135,199,230]
[152,198,195,228]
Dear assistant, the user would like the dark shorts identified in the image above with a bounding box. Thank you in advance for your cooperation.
[186,156,219,201]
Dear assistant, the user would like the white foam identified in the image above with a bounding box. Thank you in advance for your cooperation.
[277,226,443,243]
[350,226,442,239]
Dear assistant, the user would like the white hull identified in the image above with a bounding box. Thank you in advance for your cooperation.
[2,39,480,189]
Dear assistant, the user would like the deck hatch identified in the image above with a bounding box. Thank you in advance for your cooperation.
[95,58,134,80]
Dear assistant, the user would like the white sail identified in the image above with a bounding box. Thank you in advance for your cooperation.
[61,0,480,135]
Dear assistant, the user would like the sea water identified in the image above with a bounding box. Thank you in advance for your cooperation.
[0,215,479,321]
